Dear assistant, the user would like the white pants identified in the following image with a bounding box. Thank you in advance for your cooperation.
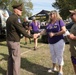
[49,39,65,66]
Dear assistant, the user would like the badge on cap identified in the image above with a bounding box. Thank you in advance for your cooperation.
[18,19,21,23]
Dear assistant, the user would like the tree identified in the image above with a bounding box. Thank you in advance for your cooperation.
[52,0,76,19]
[0,0,33,18]
[22,0,33,17]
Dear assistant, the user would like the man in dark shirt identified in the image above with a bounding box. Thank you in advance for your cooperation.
[6,2,33,75]
[22,18,29,29]
[22,18,31,44]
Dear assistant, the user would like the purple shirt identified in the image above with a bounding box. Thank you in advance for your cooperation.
[30,21,40,32]
[46,20,65,44]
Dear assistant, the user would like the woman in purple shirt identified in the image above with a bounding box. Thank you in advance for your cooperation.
[29,17,40,50]
[41,10,66,75]
[47,10,66,75]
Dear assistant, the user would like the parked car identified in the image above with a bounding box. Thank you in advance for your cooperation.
[0,8,12,36]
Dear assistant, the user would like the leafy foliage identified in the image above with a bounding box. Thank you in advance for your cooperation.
[0,0,33,18]
[52,0,76,19]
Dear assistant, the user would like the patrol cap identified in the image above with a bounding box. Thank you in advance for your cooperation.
[12,3,23,11]
[69,9,76,14]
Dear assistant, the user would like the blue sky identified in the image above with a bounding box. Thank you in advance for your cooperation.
[31,0,56,15]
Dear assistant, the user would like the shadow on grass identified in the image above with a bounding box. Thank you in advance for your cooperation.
[0,53,8,61]
[0,53,7,75]
[0,67,6,75]
[0,35,6,42]
[0,36,7,46]
[21,57,58,75]
[0,43,7,47]
[0,53,58,75]
[20,45,33,49]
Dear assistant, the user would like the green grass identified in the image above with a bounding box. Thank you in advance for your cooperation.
[0,37,75,75]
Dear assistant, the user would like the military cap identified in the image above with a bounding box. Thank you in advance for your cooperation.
[12,3,23,11]
[69,9,76,13]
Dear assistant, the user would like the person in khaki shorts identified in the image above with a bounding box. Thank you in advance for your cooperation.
[6,2,39,75]
[68,9,76,75]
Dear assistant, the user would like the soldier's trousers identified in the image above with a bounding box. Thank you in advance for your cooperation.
[6,41,21,75]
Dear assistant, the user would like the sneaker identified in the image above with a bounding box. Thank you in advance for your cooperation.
[48,69,53,73]
[34,47,37,51]
[58,72,63,75]
[48,68,57,73]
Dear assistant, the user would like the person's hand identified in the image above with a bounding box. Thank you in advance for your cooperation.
[49,32,55,38]
[68,34,75,40]
[40,29,46,35]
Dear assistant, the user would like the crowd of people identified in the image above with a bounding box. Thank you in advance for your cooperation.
[5,2,76,75]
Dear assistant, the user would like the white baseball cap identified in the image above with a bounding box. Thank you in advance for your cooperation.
[32,17,36,20]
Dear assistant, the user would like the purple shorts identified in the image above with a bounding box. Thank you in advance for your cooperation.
[71,56,76,64]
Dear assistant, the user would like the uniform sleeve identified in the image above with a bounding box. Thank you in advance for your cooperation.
[22,22,25,28]
[13,18,33,38]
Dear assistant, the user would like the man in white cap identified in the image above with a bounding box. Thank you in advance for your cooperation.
[68,9,76,74]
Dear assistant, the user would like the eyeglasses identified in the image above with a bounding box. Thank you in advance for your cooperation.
[70,13,76,16]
